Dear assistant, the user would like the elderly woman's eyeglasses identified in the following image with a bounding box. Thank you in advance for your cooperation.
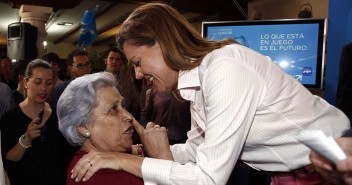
[71,63,90,69]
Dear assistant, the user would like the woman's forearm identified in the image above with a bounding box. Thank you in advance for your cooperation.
[6,142,27,161]
[119,153,144,177]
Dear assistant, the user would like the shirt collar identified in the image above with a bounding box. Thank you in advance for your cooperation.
[178,67,201,90]
[177,67,201,102]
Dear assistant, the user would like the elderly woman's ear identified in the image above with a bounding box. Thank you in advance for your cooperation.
[76,126,91,138]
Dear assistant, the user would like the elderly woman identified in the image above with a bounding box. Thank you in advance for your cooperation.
[57,72,143,185]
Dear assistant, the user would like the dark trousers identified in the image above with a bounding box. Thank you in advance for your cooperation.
[226,162,270,185]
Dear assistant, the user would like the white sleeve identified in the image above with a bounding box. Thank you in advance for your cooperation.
[170,123,205,164]
[142,57,266,184]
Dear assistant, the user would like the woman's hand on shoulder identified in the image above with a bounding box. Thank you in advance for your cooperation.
[70,150,122,182]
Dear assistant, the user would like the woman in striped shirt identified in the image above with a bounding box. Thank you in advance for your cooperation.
[70,2,350,185]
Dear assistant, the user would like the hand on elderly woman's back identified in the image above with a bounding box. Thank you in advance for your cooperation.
[70,150,123,182]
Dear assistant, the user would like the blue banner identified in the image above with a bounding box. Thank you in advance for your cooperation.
[77,5,98,48]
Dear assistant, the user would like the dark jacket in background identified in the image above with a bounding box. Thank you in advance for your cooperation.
[336,42,352,125]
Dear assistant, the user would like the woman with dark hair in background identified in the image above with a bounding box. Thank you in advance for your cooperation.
[0,59,73,185]
[140,79,190,145]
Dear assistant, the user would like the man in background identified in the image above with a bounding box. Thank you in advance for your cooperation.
[0,82,15,185]
[104,47,140,120]
[51,49,91,109]
[42,52,64,87]
[0,56,17,91]
[336,42,352,124]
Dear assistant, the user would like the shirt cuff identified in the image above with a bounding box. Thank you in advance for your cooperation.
[142,157,173,184]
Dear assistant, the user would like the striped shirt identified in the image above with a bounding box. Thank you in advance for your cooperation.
[141,44,350,185]
[0,82,15,119]
[0,82,15,185]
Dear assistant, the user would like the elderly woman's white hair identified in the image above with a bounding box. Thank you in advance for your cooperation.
[57,72,117,146]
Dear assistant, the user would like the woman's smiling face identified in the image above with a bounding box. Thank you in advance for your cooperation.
[123,41,179,91]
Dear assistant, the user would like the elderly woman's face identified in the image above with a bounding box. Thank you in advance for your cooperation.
[88,86,134,153]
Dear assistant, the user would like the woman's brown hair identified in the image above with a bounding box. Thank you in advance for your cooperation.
[116,2,236,71]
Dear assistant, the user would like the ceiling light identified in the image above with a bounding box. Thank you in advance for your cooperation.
[57,22,73,26]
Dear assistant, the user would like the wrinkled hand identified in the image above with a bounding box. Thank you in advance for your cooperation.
[132,118,173,160]
[310,138,352,184]
[309,150,344,184]
[335,138,352,185]
[25,117,44,142]
[336,138,352,156]
[71,151,122,182]
[336,158,352,185]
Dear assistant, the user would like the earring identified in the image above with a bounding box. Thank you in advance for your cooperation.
[86,132,90,137]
